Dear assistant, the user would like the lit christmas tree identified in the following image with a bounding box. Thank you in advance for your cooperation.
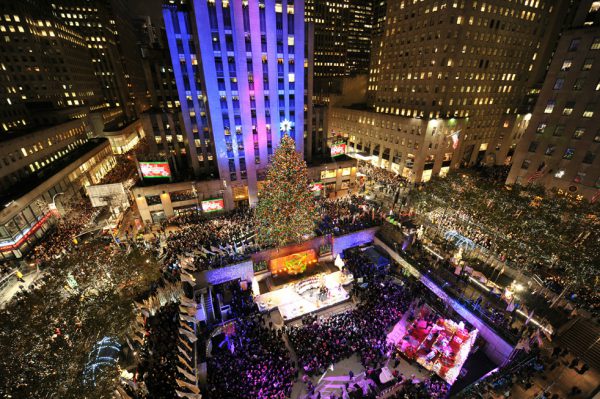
[256,134,318,247]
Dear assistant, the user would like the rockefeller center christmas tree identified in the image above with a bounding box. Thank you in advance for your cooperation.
[256,134,318,247]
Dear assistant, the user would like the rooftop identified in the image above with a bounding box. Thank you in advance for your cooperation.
[0,138,109,208]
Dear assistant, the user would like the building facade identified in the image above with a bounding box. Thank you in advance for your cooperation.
[328,106,465,182]
[0,1,104,133]
[366,0,567,168]
[163,0,306,207]
[0,137,114,260]
[506,0,600,200]
[306,0,374,93]
[52,0,149,120]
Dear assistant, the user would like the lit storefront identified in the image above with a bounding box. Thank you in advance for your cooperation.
[0,139,114,260]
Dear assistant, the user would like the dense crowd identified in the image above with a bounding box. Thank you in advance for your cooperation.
[162,209,261,273]
[410,168,600,318]
[206,286,296,399]
[134,303,180,398]
[359,163,406,188]
[288,250,413,375]
[316,196,385,236]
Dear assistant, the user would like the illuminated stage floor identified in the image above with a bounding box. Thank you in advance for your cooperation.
[255,271,353,322]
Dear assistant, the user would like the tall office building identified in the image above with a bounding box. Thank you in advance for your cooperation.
[341,0,567,179]
[163,0,306,207]
[346,0,373,76]
[507,0,600,200]
[306,0,374,93]
[51,0,149,120]
[0,1,103,133]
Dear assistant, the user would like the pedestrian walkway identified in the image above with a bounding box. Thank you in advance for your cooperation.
[0,269,44,309]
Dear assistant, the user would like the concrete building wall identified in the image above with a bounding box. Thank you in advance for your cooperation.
[328,107,464,182]
[507,2,600,200]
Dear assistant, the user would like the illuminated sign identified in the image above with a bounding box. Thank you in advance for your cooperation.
[201,198,224,213]
[310,182,323,192]
[140,162,171,178]
[331,143,347,157]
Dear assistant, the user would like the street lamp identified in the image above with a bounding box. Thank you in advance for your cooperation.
[50,192,65,215]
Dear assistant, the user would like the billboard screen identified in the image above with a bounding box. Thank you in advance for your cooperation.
[331,143,347,157]
[309,182,323,196]
[140,162,171,178]
[201,198,224,213]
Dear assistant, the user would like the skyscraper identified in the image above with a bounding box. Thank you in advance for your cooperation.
[306,0,374,93]
[51,0,149,120]
[163,0,306,207]
[329,0,568,183]
[506,0,600,200]
[346,0,373,76]
[0,1,103,133]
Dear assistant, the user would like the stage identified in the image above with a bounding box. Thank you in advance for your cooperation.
[254,270,353,322]
[390,305,478,385]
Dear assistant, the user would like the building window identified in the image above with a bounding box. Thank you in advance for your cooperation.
[553,78,564,90]
[573,78,585,91]
[562,102,575,115]
[591,37,600,50]
[560,59,572,71]
[545,144,556,156]
[573,128,586,139]
[563,148,575,160]
[583,105,595,118]
[521,159,531,169]
[582,58,593,70]
[528,142,539,152]
[544,100,555,114]
[553,125,565,137]
[568,38,581,51]
[536,123,546,134]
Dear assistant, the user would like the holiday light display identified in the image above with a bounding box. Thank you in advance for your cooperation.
[255,134,318,247]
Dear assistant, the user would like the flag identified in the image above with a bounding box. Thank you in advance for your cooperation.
[177,355,193,370]
[527,164,546,183]
[451,130,461,149]
[175,379,200,394]
[176,366,197,383]
[179,319,193,332]
[175,390,202,399]
[180,314,198,324]
[178,346,192,361]
[179,328,198,343]
[179,337,192,352]
[591,190,600,204]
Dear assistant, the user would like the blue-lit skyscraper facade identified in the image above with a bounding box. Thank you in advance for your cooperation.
[163,0,306,206]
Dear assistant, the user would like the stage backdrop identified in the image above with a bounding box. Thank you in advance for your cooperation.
[200,260,254,286]
[194,227,381,287]
[331,227,379,257]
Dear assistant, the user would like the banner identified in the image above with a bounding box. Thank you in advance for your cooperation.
[201,198,224,213]
[140,161,171,178]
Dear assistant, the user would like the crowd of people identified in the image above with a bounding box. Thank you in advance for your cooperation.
[316,196,385,236]
[161,209,261,273]
[134,303,180,398]
[206,288,296,399]
[359,162,406,188]
[288,250,413,375]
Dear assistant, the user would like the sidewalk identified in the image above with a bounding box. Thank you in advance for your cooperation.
[0,269,45,309]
